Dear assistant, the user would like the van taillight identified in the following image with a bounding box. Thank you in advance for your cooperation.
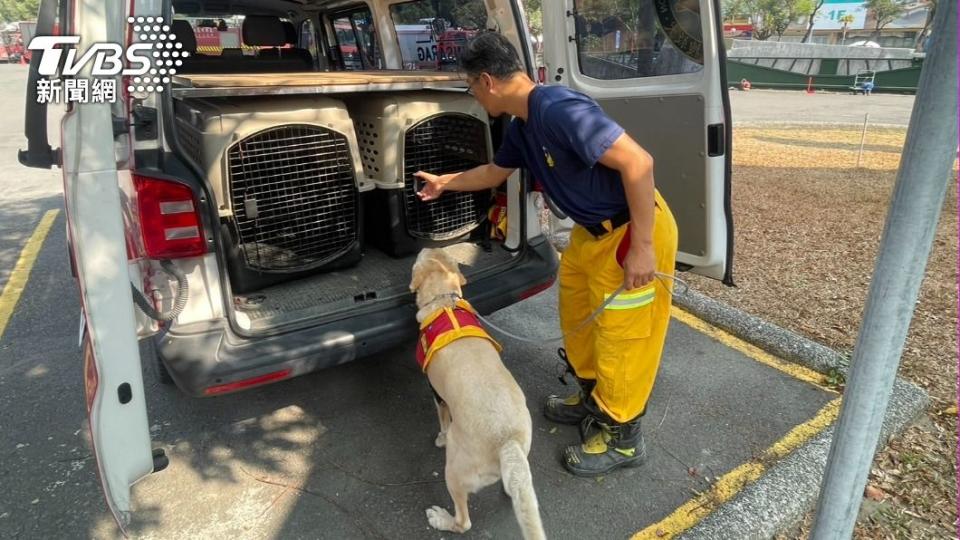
[133,174,206,259]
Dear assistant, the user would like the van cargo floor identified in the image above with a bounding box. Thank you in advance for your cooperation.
[233,242,516,331]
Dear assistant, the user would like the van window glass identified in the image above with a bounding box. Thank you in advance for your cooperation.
[572,0,704,80]
[300,19,320,64]
[331,8,383,70]
[389,0,487,71]
[174,15,299,57]
[173,16,245,55]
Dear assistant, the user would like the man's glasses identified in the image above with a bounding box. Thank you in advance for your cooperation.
[464,77,479,96]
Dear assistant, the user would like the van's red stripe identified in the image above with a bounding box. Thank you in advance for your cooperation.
[203,369,293,396]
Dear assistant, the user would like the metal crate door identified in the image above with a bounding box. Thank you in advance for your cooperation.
[228,124,359,272]
[402,114,492,240]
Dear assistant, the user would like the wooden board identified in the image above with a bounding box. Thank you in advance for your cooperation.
[174,70,465,89]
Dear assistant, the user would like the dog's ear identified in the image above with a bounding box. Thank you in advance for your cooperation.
[431,250,466,286]
[409,258,445,292]
[409,259,426,292]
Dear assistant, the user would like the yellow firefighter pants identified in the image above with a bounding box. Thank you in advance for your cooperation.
[558,190,678,423]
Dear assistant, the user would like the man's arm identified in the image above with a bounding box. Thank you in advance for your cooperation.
[413,163,516,201]
[598,132,657,290]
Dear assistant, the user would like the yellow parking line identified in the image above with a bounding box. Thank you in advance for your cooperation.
[0,210,59,340]
[670,306,834,392]
[632,398,842,540]
[627,307,842,538]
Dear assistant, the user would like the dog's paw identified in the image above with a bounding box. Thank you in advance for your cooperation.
[435,431,447,448]
[426,506,470,533]
[426,505,455,531]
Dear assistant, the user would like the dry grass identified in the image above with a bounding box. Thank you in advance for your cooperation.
[689,125,957,539]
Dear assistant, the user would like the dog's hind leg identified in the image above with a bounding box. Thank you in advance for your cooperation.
[426,450,473,533]
[434,396,451,448]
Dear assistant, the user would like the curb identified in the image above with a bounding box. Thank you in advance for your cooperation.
[672,288,930,539]
[674,288,849,376]
[734,120,910,129]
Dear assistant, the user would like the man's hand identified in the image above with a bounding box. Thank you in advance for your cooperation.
[414,171,446,201]
[621,242,656,290]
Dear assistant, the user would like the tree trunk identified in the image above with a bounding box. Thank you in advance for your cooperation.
[913,6,935,49]
[802,15,816,42]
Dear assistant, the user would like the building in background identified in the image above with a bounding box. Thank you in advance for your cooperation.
[725,1,932,49]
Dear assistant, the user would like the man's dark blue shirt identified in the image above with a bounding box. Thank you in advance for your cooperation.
[493,85,628,226]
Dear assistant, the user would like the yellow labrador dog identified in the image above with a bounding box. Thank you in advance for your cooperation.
[409,248,546,540]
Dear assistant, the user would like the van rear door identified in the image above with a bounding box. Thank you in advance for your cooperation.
[543,0,733,282]
[21,0,158,533]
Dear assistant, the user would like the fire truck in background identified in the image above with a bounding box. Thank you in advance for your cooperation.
[17,21,37,63]
[189,18,242,55]
[0,22,29,64]
[395,21,477,70]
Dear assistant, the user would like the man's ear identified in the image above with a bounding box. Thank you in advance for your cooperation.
[481,72,493,93]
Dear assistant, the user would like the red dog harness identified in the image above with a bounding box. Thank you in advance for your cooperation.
[416,299,502,372]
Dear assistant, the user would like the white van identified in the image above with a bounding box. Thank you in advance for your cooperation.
[21,0,733,530]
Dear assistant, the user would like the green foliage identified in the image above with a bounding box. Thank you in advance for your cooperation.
[825,368,846,391]
[391,0,487,29]
[524,0,542,35]
[0,0,39,24]
[723,0,809,40]
[865,0,907,32]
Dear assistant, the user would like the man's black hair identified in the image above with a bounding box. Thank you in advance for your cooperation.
[460,32,524,79]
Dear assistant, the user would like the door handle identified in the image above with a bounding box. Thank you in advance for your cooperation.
[707,123,725,157]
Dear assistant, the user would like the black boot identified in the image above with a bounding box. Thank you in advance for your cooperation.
[561,413,647,477]
[543,349,595,425]
[543,377,595,424]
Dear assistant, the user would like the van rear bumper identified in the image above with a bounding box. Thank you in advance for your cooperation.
[156,238,559,397]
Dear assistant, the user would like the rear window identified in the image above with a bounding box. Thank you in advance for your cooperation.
[176,17,246,56]
[390,0,487,71]
[330,7,383,70]
[171,15,317,73]
[572,0,704,80]
[177,16,303,56]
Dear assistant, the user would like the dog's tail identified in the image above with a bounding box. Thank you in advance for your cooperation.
[499,439,546,540]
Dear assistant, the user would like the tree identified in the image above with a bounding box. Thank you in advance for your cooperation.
[0,0,40,24]
[767,0,806,40]
[799,0,826,43]
[912,0,936,49]
[725,0,773,40]
[865,0,906,40]
[839,13,855,44]
[524,0,542,36]
[724,0,808,41]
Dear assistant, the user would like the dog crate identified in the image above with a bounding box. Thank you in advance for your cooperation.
[346,92,494,256]
[175,96,372,293]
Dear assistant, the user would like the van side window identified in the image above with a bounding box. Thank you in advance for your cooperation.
[300,19,321,67]
[331,8,383,70]
[389,0,487,71]
[573,0,704,80]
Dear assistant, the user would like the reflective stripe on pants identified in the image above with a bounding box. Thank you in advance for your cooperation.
[558,190,679,423]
